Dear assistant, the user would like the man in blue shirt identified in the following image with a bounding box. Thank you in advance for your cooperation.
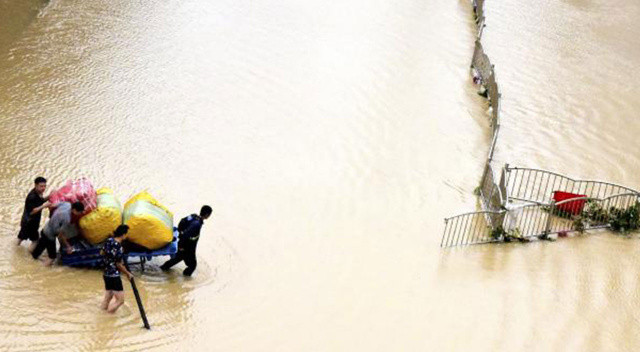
[161,205,212,276]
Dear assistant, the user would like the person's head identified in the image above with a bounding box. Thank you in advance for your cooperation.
[200,205,212,220]
[113,225,129,238]
[34,177,47,194]
[71,202,85,216]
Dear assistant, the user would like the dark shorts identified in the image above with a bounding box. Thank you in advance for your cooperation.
[18,223,40,241]
[103,275,123,292]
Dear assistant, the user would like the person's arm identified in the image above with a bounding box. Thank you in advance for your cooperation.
[178,216,190,233]
[116,261,133,280]
[57,231,73,254]
[30,201,51,215]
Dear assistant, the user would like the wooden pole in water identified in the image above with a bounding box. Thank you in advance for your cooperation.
[124,261,150,330]
[130,276,151,330]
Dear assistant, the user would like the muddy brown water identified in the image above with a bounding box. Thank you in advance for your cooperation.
[1,0,639,351]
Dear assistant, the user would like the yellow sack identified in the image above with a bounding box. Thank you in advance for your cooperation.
[79,188,122,244]
[123,191,174,250]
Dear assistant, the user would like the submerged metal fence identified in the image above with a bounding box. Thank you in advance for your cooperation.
[504,192,639,240]
[471,0,502,214]
[442,192,640,247]
[546,193,639,235]
[479,163,505,213]
[471,0,502,222]
[440,0,506,248]
[440,0,640,248]
[441,210,503,247]
[473,0,485,36]
[471,40,501,147]
[471,40,492,81]
[503,203,550,239]
[504,166,639,205]
[442,163,640,246]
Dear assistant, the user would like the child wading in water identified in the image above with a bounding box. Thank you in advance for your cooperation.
[101,225,133,313]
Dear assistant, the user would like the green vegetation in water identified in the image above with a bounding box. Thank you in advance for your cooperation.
[489,226,528,243]
[572,215,586,233]
[505,227,528,242]
[567,200,639,234]
[608,202,640,233]
[485,200,638,245]
[490,225,506,240]
[583,200,608,222]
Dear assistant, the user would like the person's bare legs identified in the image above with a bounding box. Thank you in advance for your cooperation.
[42,257,54,266]
[28,240,37,253]
[101,291,114,310]
[107,291,125,313]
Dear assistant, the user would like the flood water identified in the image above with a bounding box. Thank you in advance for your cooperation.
[0,0,639,351]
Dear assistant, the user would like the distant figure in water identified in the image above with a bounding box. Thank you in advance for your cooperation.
[161,205,213,276]
[16,177,50,251]
[101,225,133,314]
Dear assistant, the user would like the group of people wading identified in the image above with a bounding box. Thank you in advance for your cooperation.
[16,177,212,313]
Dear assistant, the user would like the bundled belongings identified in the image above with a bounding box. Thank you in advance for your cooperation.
[123,191,173,250]
[49,178,97,214]
[79,188,123,244]
[60,228,178,268]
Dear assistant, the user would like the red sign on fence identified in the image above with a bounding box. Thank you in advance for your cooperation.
[552,191,587,215]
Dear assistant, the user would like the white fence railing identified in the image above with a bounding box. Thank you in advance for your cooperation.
[504,166,639,205]
[442,165,640,247]
[439,1,640,248]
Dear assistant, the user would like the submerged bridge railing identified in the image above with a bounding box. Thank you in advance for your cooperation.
[504,166,638,205]
[441,1,640,247]
[470,0,502,214]
[441,210,504,247]
[442,165,640,247]
[479,163,506,213]
[472,0,485,37]
[547,193,639,234]
[442,191,640,247]
[501,193,636,238]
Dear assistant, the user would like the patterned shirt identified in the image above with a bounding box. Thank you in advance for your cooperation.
[102,237,123,277]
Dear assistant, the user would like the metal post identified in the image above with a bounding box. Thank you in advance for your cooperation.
[540,201,555,240]
[440,219,448,248]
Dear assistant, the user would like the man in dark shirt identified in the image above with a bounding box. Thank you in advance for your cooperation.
[100,225,133,314]
[161,205,212,276]
[16,177,50,250]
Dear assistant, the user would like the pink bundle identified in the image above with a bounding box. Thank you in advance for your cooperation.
[49,178,97,214]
